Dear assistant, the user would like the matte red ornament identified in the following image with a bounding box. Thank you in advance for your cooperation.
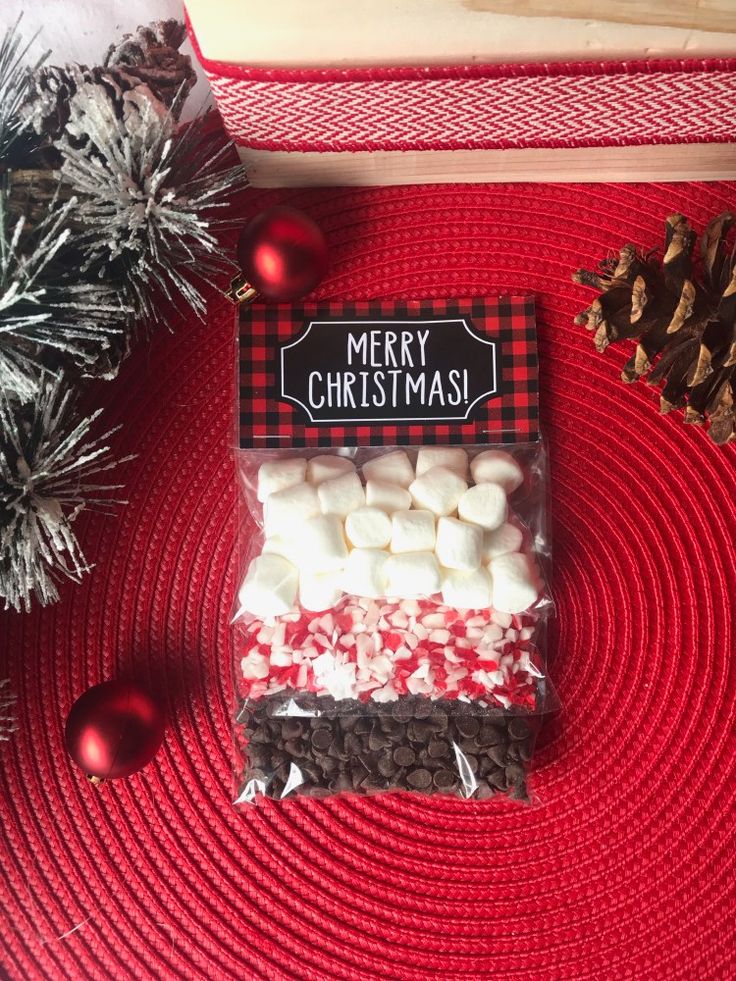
[233,205,328,302]
[64,680,165,783]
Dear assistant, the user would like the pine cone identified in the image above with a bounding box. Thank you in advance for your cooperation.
[104,19,196,114]
[573,213,736,445]
[21,19,195,145]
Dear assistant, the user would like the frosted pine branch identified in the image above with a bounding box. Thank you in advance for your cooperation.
[0,374,134,612]
[57,78,247,325]
[0,18,47,163]
[0,177,130,399]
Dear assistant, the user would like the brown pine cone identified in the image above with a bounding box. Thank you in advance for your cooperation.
[103,19,196,114]
[21,19,195,145]
[573,213,736,445]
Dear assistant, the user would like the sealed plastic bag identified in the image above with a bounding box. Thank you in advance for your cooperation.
[232,296,555,803]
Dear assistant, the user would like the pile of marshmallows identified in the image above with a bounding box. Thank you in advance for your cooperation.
[237,448,543,621]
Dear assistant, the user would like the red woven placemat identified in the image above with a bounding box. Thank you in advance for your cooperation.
[1,181,735,980]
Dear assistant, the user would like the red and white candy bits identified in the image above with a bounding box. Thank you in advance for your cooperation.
[237,595,543,711]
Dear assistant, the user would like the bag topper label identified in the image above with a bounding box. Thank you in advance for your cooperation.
[238,297,538,447]
[279,318,497,424]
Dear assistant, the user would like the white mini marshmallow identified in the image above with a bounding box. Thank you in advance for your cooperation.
[470,450,524,493]
[296,514,348,573]
[237,554,298,618]
[435,516,482,570]
[416,446,468,478]
[318,471,366,517]
[362,450,415,488]
[441,567,492,609]
[489,552,542,614]
[390,509,436,553]
[481,522,524,562]
[342,548,390,598]
[257,457,307,502]
[365,480,412,514]
[457,483,507,531]
[409,466,468,516]
[299,571,344,612]
[385,551,441,598]
[306,454,355,485]
[345,507,392,549]
[263,482,320,536]
[261,536,301,565]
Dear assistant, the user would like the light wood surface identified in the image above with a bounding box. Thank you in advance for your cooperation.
[467,0,736,33]
[239,144,736,188]
[185,0,736,68]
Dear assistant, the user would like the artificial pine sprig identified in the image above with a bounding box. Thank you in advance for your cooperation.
[0,374,133,611]
[58,83,243,325]
[0,176,128,400]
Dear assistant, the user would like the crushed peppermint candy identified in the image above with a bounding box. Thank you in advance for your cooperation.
[236,595,544,710]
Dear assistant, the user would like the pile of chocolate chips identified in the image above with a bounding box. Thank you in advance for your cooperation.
[238,694,536,801]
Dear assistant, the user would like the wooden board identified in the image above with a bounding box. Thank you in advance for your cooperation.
[186,0,736,68]
[469,0,736,33]
[240,144,736,188]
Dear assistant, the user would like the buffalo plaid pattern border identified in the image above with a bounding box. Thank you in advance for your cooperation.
[238,296,538,447]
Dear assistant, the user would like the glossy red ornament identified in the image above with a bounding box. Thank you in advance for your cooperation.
[64,680,165,782]
[236,205,328,301]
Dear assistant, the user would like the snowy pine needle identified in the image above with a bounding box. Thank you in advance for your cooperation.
[57,80,246,324]
[0,177,129,399]
[0,679,17,741]
[0,375,133,612]
[0,17,47,162]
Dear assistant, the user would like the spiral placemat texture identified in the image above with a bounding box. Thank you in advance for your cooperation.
[1,181,735,980]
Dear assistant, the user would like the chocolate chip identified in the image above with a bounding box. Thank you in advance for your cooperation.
[508,718,530,741]
[433,769,457,790]
[428,710,449,731]
[504,763,525,787]
[344,732,363,755]
[281,719,304,739]
[388,768,408,789]
[310,728,332,751]
[327,737,348,759]
[284,738,306,757]
[488,744,508,767]
[487,769,507,790]
[393,746,416,767]
[428,738,450,759]
[407,768,432,789]
[377,751,396,777]
[413,700,433,719]
[455,716,480,738]
[378,717,402,738]
[368,729,392,751]
[408,719,435,741]
[477,726,502,747]
[391,700,414,722]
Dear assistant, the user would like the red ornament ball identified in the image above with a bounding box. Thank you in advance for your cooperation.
[64,680,165,781]
[237,205,328,301]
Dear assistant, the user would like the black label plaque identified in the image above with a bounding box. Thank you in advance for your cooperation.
[279,318,498,424]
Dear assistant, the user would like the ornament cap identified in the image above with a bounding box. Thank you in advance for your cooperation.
[225,274,260,306]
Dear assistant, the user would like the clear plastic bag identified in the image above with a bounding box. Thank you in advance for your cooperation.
[232,444,555,804]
